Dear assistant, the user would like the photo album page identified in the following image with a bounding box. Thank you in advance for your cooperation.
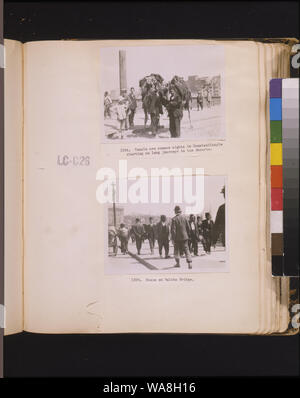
[5,39,273,334]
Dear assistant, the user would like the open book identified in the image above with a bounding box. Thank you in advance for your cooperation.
[4,38,298,335]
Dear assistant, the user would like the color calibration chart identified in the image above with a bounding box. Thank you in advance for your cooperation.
[270,78,299,277]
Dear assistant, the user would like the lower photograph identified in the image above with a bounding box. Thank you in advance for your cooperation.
[105,175,227,274]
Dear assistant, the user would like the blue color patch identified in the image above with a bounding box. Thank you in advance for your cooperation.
[270,98,282,121]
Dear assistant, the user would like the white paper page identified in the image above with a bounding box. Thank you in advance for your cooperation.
[24,40,262,334]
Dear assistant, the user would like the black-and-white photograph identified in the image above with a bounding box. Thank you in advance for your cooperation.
[100,45,225,142]
[105,176,227,274]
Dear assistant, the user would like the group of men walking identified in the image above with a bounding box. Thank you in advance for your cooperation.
[113,195,225,270]
[118,216,171,259]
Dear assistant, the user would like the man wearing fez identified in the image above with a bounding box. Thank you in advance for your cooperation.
[166,86,183,138]
[171,206,192,269]
[188,214,199,256]
[156,215,171,259]
[214,186,226,247]
[132,218,145,255]
[146,87,163,137]
[201,212,214,254]
[127,87,137,128]
[147,217,156,255]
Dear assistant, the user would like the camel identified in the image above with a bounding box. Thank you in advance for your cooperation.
[139,74,165,132]
[139,74,193,134]
[170,76,193,128]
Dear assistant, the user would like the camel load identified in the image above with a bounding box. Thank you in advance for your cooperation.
[138,73,193,131]
[139,73,164,98]
[170,75,192,110]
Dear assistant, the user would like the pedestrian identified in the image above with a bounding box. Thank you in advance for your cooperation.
[171,206,192,269]
[196,216,202,234]
[203,87,208,108]
[123,94,130,130]
[156,215,170,259]
[129,227,135,243]
[108,225,118,256]
[166,86,183,138]
[116,96,127,139]
[196,91,203,111]
[142,95,149,129]
[207,88,212,108]
[188,214,199,256]
[127,87,137,128]
[131,218,145,255]
[104,91,112,118]
[145,87,163,136]
[146,217,156,255]
[213,186,226,247]
[118,223,129,254]
[201,212,214,254]
[196,215,204,253]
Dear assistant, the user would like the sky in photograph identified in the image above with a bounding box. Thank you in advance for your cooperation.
[100,44,224,93]
[113,175,225,221]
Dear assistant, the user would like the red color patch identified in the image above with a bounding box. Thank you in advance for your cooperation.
[271,188,283,210]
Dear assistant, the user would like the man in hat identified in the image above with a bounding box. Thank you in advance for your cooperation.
[156,215,171,259]
[127,87,137,128]
[145,87,163,137]
[166,86,183,138]
[201,212,214,254]
[171,206,192,269]
[146,217,156,255]
[196,90,203,111]
[131,218,145,255]
[213,186,225,247]
[188,214,199,256]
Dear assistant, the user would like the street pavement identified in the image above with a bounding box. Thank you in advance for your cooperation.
[107,240,227,274]
[104,105,223,141]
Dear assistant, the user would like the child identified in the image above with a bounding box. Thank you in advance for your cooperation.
[116,96,128,139]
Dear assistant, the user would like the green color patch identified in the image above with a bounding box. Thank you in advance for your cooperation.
[270,120,282,143]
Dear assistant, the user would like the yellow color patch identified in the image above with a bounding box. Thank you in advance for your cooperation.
[271,143,282,165]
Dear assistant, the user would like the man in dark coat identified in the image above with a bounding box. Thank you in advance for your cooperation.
[118,223,129,254]
[127,87,137,128]
[156,215,170,258]
[131,218,145,255]
[213,186,226,247]
[146,217,156,255]
[201,212,214,254]
[144,88,163,137]
[197,91,203,111]
[171,206,192,268]
[166,86,183,138]
[188,214,199,256]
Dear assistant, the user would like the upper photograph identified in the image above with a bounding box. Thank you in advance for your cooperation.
[100,44,225,143]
